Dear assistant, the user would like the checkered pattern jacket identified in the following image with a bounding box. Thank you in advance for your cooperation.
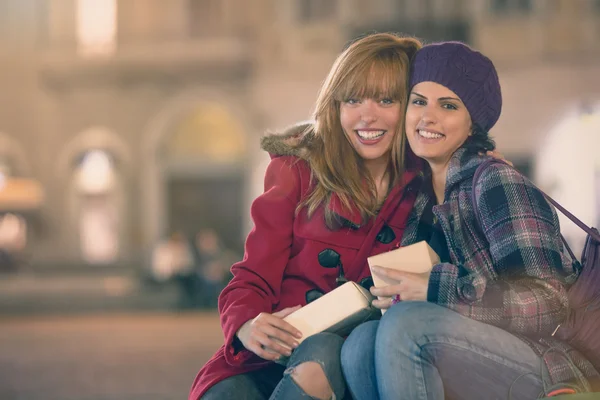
[401,148,599,388]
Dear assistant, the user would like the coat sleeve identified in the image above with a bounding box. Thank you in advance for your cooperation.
[427,163,570,336]
[218,156,302,366]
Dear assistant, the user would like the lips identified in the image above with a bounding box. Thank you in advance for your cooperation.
[356,130,385,140]
[355,129,386,145]
[417,129,444,139]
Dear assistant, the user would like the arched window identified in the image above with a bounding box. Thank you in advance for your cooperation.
[162,103,247,253]
[76,150,119,264]
[76,0,117,56]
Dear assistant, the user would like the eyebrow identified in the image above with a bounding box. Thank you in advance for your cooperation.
[412,92,462,103]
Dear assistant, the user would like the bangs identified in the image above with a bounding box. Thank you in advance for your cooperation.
[334,55,407,102]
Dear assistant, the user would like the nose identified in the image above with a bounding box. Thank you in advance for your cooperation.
[420,105,437,124]
[359,99,378,123]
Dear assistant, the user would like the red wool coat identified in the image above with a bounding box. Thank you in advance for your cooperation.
[189,155,418,399]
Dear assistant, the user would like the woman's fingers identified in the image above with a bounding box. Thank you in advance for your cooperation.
[247,337,283,361]
[371,296,393,310]
[262,346,284,360]
[236,308,306,360]
[245,311,302,358]
[369,266,430,302]
[370,265,406,281]
[370,283,402,298]
[254,332,293,358]
[260,312,303,339]
[260,324,300,350]
[273,305,301,318]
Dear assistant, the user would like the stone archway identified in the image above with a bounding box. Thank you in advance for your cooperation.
[56,126,131,181]
[58,127,131,264]
[141,91,256,262]
[0,133,32,177]
[0,133,35,269]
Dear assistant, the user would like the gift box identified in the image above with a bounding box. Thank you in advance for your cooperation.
[367,241,440,313]
[283,281,378,345]
[272,281,378,366]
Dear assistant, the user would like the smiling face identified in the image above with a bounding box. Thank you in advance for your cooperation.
[340,97,401,165]
[335,60,405,168]
[405,81,472,167]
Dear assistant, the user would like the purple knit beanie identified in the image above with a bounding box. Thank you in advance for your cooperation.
[409,42,502,132]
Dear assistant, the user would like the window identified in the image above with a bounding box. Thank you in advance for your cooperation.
[77,150,115,194]
[431,0,467,20]
[76,0,117,56]
[0,213,27,262]
[491,0,532,14]
[189,0,222,37]
[76,150,119,264]
[298,0,337,23]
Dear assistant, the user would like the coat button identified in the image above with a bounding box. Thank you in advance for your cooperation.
[318,249,341,269]
[460,282,477,302]
[305,289,324,304]
[376,224,396,244]
[359,276,374,291]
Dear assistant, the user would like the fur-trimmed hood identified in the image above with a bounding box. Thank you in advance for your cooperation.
[260,121,316,160]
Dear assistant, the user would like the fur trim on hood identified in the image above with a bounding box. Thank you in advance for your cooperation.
[260,121,316,159]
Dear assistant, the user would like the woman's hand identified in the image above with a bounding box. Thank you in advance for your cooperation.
[236,306,303,361]
[485,150,513,167]
[369,266,429,309]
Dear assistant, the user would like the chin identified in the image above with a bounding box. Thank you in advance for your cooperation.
[361,153,387,161]
[410,147,433,159]
[357,146,388,159]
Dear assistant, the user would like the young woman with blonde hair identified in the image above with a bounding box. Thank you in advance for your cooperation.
[189,32,422,400]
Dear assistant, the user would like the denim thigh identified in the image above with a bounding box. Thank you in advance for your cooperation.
[270,332,347,400]
[375,301,546,400]
[202,363,284,400]
[340,320,379,400]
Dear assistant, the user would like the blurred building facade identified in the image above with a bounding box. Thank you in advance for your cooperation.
[0,0,598,271]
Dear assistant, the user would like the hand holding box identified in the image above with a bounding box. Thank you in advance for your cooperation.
[282,281,378,343]
[273,281,379,364]
[367,241,439,313]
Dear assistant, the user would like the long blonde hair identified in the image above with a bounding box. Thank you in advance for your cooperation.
[300,33,421,228]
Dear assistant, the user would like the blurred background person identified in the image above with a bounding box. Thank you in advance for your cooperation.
[150,231,193,285]
[0,213,27,272]
[174,228,233,309]
[191,228,233,308]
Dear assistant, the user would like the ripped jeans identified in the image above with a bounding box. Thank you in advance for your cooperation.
[202,332,347,400]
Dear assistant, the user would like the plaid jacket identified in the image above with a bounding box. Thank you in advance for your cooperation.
[401,148,599,389]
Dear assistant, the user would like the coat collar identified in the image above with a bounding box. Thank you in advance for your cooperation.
[260,122,315,160]
[443,148,486,200]
[329,169,420,226]
[401,148,488,245]
[328,193,362,226]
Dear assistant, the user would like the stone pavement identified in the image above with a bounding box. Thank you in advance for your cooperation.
[0,312,222,400]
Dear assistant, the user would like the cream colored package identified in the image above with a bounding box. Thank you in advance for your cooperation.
[284,281,378,342]
[367,241,440,314]
[275,281,379,364]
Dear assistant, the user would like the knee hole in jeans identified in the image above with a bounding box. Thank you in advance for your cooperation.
[285,361,333,400]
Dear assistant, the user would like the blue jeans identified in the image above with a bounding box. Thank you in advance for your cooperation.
[341,302,547,400]
[203,332,347,399]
